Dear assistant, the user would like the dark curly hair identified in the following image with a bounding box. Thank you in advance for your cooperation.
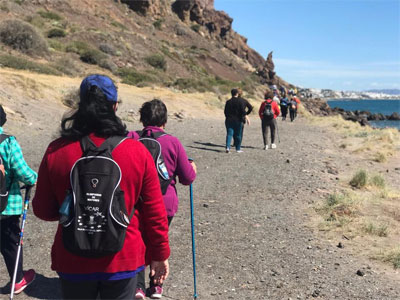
[0,105,6,127]
[60,85,127,139]
[139,99,168,127]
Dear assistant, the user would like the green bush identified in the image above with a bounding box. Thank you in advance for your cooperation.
[66,41,91,54]
[0,54,61,75]
[66,41,106,65]
[0,19,48,55]
[80,48,107,65]
[349,170,368,188]
[153,19,163,30]
[38,10,63,21]
[47,28,67,38]
[118,68,155,86]
[191,24,201,32]
[145,54,167,70]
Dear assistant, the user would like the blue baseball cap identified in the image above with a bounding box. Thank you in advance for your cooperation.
[80,74,118,102]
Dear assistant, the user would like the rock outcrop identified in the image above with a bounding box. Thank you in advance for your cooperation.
[302,97,400,127]
[172,0,265,69]
[121,0,167,16]
[120,0,278,86]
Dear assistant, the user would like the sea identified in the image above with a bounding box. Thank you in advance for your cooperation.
[327,99,400,129]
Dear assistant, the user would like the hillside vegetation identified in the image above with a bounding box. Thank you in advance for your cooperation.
[0,0,290,101]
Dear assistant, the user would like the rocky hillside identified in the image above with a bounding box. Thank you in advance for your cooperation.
[0,0,289,99]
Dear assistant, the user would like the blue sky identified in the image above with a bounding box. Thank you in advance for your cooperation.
[214,0,400,91]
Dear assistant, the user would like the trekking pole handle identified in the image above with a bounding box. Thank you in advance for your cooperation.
[21,185,34,200]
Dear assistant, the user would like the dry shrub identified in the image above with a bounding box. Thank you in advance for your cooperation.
[369,174,386,189]
[381,248,400,269]
[0,19,48,55]
[62,89,79,108]
[364,222,389,237]
[349,170,368,188]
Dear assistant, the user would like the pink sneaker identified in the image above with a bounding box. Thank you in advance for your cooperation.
[135,288,146,299]
[150,285,163,299]
[13,269,36,294]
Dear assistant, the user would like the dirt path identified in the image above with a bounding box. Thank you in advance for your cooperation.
[1,112,399,300]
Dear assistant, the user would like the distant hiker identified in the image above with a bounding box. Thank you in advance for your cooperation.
[279,86,287,98]
[259,90,280,150]
[280,96,289,120]
[32,75,170,300]
[289,95,301,122]
[224,88,253,153]
[233,88,251,147]
[128,99,196,299]
[0,104,37,295]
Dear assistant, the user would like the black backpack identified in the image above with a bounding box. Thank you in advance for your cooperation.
[0,134,11,213]
[263,101,274,120]
[137,130,171,195]
[61,135,134,257]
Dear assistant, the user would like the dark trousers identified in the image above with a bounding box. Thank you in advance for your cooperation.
[225,120,243,151]
[60,276,137,300]
[281,106,288,119]
[261,118,276,146]
[0,215,24,282]
[290,108,297,122]
[137,216,173,291]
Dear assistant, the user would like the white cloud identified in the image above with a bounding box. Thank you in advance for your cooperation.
[276,58,400,76]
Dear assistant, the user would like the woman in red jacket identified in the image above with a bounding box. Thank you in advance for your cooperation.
[32,75,170,300]
[259,90,280,150]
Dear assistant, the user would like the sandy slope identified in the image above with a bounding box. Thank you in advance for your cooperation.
[0,69,400,299]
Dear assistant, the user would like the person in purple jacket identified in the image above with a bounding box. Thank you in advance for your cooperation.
[128,99,196,299]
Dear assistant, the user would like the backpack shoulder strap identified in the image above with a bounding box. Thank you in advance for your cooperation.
[80,135,97,153]
[98,136,127,153]
[80,135,127,154]
[139,129,167,140]
[152,132,167,139]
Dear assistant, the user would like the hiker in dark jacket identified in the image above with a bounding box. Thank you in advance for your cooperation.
[224,89,253,153]
[0,105,37,295]
[280,96,289,120]
[258,90,280,150]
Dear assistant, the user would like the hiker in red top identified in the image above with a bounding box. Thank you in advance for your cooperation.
[33,75,170,300]
[289,95,301,122]
[259,90,280,150]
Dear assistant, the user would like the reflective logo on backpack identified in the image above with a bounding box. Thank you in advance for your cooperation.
[138,131,171,195]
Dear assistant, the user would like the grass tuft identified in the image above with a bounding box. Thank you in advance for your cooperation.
[369,174,385,189]
[364,222,388,237]
[349,170,367,188]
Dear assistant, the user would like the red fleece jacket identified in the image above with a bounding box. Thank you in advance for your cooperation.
[32,134,170,274]
[258,99,280,119]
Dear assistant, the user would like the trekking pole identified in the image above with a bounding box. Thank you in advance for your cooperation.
[10,185,33,300]
[189,183,198,299]
[275,120,281,143]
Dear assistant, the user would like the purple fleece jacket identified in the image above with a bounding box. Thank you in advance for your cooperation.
[128,126,196,217]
